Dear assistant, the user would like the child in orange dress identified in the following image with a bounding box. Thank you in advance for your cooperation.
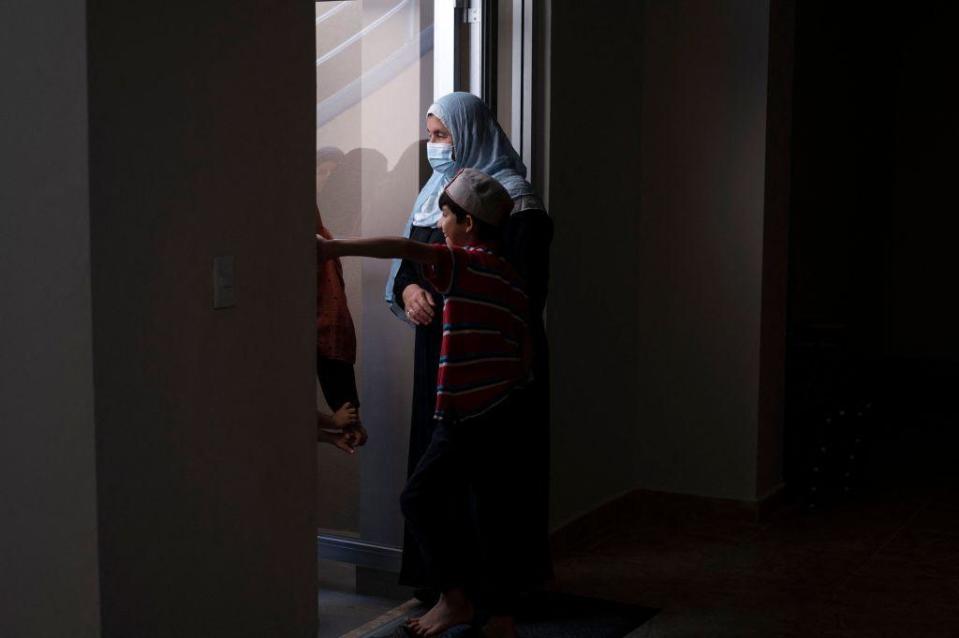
[315,205,366,453]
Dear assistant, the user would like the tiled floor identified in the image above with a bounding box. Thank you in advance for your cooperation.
[552,422,959,637]
[327,482,959,637]
[338,407,959,637]
[317,559,403,638]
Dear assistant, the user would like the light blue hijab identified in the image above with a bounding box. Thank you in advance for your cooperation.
[384,92,535,319]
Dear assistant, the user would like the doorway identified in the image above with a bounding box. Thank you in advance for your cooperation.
[783,2,959,506]
[313,1,540,633]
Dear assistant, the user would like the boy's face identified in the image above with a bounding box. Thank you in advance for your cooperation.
[439,205,473,248]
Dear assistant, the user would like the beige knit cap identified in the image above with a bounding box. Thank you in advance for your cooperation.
[442,168,513,227]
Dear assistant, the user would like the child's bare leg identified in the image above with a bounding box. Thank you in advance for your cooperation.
[406,587,473,637]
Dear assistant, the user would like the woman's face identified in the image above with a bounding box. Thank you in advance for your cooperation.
[426,115,453,145]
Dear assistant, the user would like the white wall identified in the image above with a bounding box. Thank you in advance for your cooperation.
[86,2,318,636]
[0,3,101,637]
[549,0,774,526]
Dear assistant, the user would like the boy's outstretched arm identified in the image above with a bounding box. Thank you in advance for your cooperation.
[317,235,440,266]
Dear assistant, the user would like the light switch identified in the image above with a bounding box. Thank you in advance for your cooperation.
[213,256,236,309]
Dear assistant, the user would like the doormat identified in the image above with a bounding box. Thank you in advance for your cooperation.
[360,591,658,638]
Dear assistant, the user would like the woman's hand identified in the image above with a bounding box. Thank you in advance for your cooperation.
[402,284,436,325]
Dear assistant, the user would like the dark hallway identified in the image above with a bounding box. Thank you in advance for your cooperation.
[550,3,959,636]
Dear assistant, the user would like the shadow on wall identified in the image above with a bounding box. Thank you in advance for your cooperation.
[318,141,429,237]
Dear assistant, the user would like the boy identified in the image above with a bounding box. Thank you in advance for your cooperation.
[317,168,532,637]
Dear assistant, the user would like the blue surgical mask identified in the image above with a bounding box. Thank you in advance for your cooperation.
[427,142,455,175]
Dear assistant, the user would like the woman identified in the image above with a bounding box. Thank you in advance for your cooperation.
[385,92,554,597]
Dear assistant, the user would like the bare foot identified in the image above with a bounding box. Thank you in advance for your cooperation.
[406,588,474,637]
[482,615,517,638]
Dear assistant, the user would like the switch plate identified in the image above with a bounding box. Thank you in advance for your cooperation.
[213,256,236,309]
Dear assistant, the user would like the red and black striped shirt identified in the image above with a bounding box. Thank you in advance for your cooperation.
[423,242,531,423]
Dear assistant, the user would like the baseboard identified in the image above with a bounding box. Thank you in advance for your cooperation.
[550,487,787,558]
[316,533,403,573]
[317,488,788,569]
[356,566,415,601]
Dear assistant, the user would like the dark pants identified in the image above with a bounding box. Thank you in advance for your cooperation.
[316,355,359,411]
[399,389,531,616]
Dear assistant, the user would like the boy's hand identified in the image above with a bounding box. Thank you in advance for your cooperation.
[316,234,333,261]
